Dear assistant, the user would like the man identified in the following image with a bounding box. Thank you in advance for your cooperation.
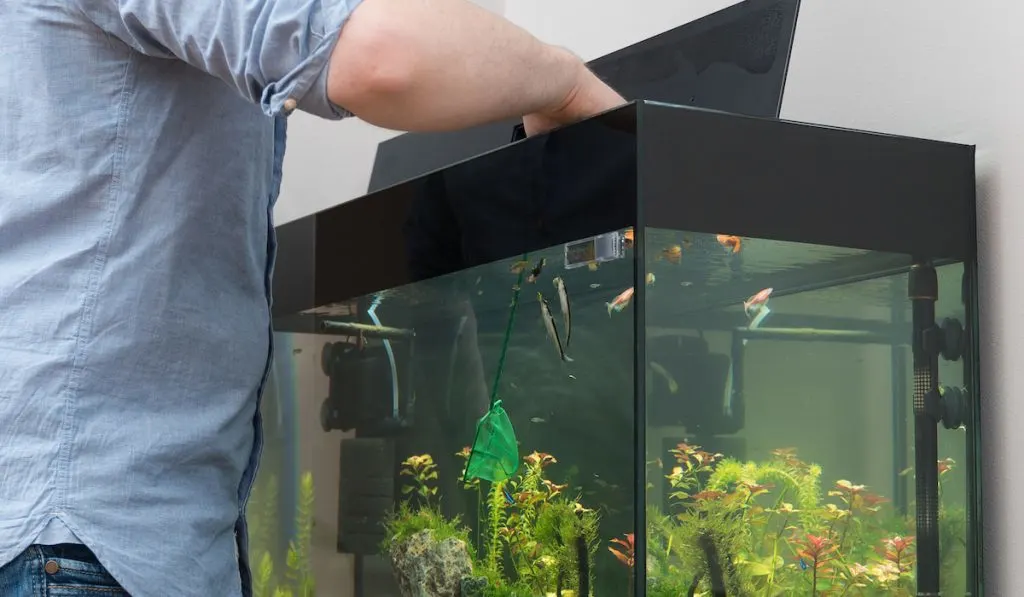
[0,0,625,595]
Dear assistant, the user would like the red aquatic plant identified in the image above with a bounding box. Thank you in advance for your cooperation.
[794,532,837,595]
[541,479,568,498]
[670,442,722,473]
[770,446,813,472]
[524,451,557,468]
[608,533,635,568]
[738,479,773,498]
[691,489,727,502]
[879,535,916,574]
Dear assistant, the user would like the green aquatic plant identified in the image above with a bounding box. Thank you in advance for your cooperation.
[534,499,600,595]
[400,453,440,507]
[381,501,472,553]
[285,472,316,597]
[249,471,318,597]
[642,443,960,597]
[386,448,599,597]
[484,479,509,578]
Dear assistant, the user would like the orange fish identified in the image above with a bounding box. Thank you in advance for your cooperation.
[743,287,773,317]
[658,245,683,264]
[717,234,742,254]
[606,287,635,316]
[623,227,635,249]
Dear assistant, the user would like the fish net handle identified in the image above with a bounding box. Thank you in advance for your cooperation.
[488,252,528,407]
[461,253,528,484]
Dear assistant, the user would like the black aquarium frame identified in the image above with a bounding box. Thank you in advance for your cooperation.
[273,101,976,317]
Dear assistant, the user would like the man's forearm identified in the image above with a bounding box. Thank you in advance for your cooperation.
[326,0,591,132]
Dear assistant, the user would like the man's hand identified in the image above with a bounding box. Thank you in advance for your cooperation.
[522,64,627,136]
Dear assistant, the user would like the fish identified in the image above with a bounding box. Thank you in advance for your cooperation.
[552,276,572,348]
[509,260,529,274]
[530,417,547,424]
[527,258,546,283]
[623,227,635,249]
[645,272,656,286]
[292,348,303,355]
[650,361,678,393]
[538,292,572,361]
[587,262,599,271]
[657,245,683,264]
[743,287,773,318]
[606,287,635,316]
[503,486,516,505]
[589,283,601,289]
[716,234,742,253]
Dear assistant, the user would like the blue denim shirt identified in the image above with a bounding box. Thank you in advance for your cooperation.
[1,1,361,595]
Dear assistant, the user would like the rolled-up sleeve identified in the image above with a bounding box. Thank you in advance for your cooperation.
[77,0,365,119]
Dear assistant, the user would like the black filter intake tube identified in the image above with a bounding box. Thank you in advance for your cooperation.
[908,263,940,596]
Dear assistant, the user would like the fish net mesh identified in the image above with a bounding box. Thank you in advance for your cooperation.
[465,400,519,483]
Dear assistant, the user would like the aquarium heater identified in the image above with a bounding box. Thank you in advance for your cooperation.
[909,263,970,596]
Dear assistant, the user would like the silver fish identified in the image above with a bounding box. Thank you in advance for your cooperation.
[552,276,572,348]
[538,292,572,362]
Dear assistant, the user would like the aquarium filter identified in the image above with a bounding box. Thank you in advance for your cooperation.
[319,319,417,437]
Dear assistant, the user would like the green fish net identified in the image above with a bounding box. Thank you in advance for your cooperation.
[464,400,519,483]
[462,253,529,484]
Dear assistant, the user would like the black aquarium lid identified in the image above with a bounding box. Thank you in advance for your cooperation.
[272,101,976,318]
[367,0,802,192]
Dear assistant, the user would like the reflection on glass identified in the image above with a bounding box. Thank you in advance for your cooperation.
[642,229,970,597]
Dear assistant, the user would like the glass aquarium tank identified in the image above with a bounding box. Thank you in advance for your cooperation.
[264,101,980,597]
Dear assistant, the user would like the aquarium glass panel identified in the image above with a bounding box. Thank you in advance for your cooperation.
[261,234,639,596]
[642,230,972,597]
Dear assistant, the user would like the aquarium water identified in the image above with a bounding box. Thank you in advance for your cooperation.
[249,228,971,597]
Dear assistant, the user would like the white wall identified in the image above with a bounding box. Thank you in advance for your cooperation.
[277,0,1020,592]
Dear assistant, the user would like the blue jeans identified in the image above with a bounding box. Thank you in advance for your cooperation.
[0,544,127,596]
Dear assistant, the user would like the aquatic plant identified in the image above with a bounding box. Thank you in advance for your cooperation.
[249,471,318,597]
[385,448,600,597]
[400,454,440,507]
[607,533,635,597]
[381,501,473,553]
[640,443,963,596]
[285,472,316,596]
